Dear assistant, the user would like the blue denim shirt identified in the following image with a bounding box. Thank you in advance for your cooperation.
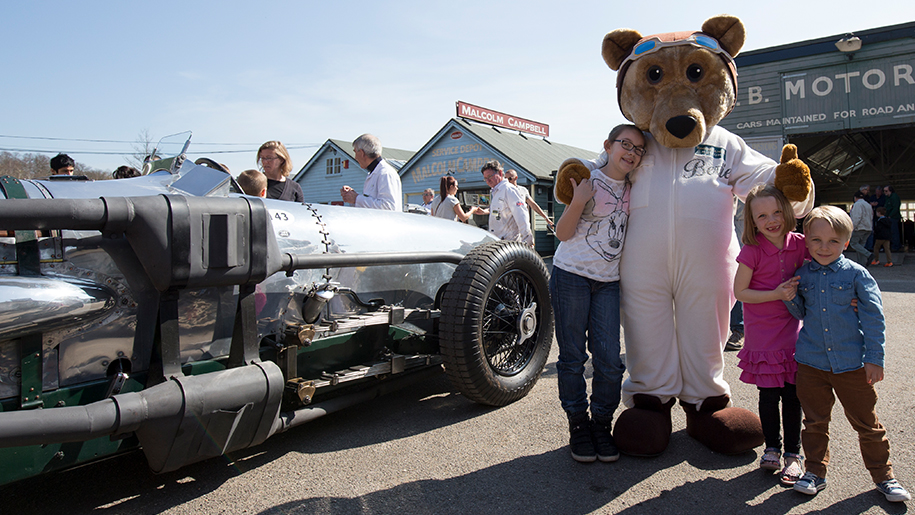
[784,254,885,372]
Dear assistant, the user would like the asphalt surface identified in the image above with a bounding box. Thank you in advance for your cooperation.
[3,254,915,515]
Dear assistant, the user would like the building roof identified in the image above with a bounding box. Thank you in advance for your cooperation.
[736,21,915,67]
[402,118,600,183]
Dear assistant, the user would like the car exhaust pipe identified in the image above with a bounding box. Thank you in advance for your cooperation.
[0,361,284,473]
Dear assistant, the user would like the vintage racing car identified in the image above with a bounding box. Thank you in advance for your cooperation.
[0,133,553,485]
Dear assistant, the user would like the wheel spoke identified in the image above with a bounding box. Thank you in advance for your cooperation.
[481,269,541,375]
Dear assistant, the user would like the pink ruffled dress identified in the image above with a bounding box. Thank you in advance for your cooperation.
[736,232,809,388]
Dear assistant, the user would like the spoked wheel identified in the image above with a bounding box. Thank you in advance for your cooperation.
[439,241,553,406]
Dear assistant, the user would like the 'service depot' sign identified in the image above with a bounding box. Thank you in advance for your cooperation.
[456,101,549,137]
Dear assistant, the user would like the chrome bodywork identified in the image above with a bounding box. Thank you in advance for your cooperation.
[0,141,556,487]
[0,160,494,401]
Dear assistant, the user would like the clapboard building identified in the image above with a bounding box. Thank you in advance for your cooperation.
[292,139,414,205]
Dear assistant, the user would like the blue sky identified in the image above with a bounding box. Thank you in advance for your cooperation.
[1,1,912,176]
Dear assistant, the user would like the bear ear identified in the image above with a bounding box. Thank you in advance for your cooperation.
[701,15,745,57]
[602,29,643,70]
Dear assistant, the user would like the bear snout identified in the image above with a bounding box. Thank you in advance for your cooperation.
[666,116,698,140]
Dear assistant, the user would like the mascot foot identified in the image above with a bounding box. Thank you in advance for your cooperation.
[613,394,675,457]
[680,394,764,455]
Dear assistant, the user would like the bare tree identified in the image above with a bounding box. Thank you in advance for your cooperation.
[0,151,107,181]
[128,128,156,169]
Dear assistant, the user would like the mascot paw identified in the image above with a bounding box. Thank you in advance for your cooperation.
[680,395,764,455]
[774,144,811,202]
[613,394,675,456]
[555,159,591,205]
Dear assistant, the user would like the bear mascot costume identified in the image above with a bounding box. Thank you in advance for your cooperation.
[557,14,815,456]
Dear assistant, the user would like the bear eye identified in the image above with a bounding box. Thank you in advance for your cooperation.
[686,64,703,82]
[646,65,663,84]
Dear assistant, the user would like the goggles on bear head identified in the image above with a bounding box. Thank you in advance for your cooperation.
[615,31,738,109]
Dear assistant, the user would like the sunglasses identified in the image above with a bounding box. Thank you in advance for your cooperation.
[620,33,735,70]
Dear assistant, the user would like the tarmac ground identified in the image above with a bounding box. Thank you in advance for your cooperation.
[2,252,914,515]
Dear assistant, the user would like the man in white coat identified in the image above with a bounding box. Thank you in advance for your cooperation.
[480,160,533,246]
[340,134,403,211]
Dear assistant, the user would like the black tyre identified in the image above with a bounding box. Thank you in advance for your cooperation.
[439,241,553,406]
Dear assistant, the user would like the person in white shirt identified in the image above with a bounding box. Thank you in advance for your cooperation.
[340,134,403,211]
[849,189,874,265]
[505,169,554,230]
[478,160,533,246]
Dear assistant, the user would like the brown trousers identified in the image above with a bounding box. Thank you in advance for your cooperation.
[873,239,893,264]
[796,364,894,483]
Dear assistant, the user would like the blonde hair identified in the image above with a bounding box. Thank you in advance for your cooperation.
[742,183,796,246]
[237,169,267,196]
[257,140,293,178]
[803,205,853,243]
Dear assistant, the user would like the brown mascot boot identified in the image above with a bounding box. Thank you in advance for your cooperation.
[612,394,675,457]
[680,394,764,455]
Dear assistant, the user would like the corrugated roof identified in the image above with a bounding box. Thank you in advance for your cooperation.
[736,21,915,67]
[403,118,599,182]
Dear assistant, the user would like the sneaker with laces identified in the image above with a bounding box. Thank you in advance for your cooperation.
[884,262,894,267]
[725,331,744,351]
[591,418,620,462]
[568,413,596,463]
[871,260,880,265]
[876,479,912,502]
[794,472,827,495]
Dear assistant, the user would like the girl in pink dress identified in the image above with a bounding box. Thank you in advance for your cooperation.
[733,184,809,486]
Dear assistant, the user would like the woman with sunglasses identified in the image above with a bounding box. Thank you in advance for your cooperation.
[430,175,480,222]
[551,124,645,463]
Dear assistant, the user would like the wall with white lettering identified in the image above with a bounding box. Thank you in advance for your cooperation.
[721,37,915,137]
[400,120,521,204]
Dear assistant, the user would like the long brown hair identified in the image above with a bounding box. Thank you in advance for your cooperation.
[439,175,456,199]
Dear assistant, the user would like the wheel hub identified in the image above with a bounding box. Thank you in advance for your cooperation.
[516,301,538,345]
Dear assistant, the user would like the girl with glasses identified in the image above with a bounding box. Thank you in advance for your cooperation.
[551,124,644,463]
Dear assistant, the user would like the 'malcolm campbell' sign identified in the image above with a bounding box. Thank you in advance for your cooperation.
[456,101,549,137]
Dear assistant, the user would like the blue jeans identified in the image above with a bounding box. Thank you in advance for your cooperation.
[550,266,624,421]
[730,300,744,333]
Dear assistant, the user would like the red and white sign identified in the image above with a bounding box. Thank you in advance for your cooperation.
[456,101,549,137]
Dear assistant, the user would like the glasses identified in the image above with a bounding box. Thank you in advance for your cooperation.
[260,156,280,162]
[613,139,646,156]
[620,33,735,70]
[482,171,499,181]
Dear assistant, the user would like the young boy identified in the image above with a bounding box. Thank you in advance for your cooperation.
[784,205,910,502]
[237,169,267,197]
[871,206,894,267]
